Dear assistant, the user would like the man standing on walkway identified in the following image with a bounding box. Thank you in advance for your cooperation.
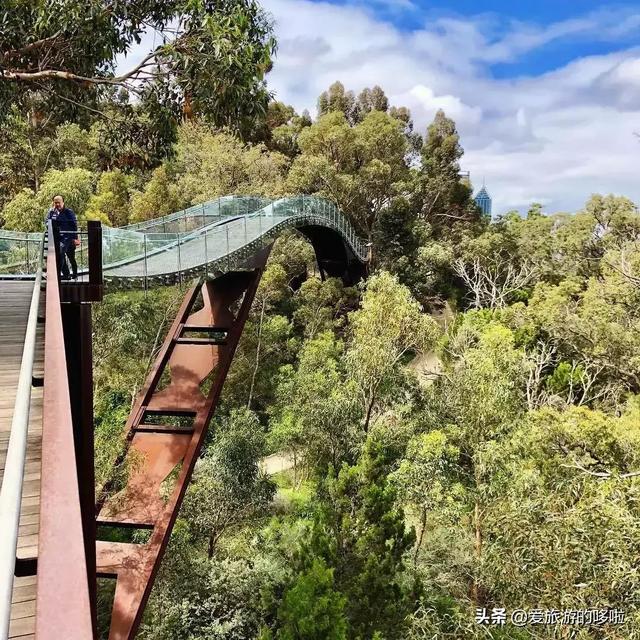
[45,195,78,280]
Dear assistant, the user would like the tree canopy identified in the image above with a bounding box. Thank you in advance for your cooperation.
[0,0,276,132]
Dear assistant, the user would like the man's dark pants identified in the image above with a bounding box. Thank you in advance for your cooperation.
[60,239,78,280]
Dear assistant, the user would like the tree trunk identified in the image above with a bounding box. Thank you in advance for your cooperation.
[363,390,375,433]
[413,507,427,568]
[471,500,484,606]
[247,297,266,410]
[293,450,298,490]
[183,91,194,121]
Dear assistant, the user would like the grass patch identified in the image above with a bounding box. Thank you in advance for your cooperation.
[271,468,313,514]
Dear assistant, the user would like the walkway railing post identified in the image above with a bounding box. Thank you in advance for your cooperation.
[51,220,62,282]
[143,235,148,293]
[204,228,209,276]
[87,221,103,286]
[177,234,182,284]
[226,225,230,271]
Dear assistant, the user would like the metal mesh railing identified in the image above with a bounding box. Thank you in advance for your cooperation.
[121,196,271,233]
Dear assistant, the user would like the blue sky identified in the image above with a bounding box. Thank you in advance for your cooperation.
[313,0,640,79]
[338,0,640,78]
[120,1,640,213]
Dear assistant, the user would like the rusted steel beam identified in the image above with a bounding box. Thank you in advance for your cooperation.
[36,224,93,639]
[97,246,273,639]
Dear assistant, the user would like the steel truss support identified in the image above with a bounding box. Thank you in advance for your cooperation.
[96,249,271,639]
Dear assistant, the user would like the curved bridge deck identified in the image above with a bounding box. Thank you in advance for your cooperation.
[0,282,44,640]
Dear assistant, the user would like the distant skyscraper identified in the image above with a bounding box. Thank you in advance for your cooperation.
[474,184,492,217]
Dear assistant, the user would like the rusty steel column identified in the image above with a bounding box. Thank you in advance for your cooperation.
[61,301,98,635]
[96,246,272,640]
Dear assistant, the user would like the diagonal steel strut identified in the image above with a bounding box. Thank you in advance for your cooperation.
[96,248,271,639]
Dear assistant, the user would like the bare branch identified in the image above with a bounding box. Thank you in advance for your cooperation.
[454,257,537,309]
[561,462,640,480]
[0,32,64,61]
[1,50,160,86]
[560,462,611,478]
[558,442,640,480]
[525,341,556,410]
[604,249,640,289]
[32,81,112,118]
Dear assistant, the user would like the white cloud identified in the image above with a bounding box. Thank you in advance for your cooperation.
[399,85,482,127]
[260,0,640,214]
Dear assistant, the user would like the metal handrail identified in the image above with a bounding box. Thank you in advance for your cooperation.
[0,238,44,640]
[36,222,93,639]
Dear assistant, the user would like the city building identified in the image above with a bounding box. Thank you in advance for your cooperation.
[474,185,492,217]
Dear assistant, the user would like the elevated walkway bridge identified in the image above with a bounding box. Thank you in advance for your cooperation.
[0,196,367,639]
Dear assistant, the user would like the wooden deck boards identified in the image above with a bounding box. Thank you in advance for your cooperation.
[0,281,44,639]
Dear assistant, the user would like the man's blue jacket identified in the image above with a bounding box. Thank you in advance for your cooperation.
[45,207,78,241]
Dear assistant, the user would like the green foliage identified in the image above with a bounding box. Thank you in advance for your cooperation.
[275,559,347,640]
[92,88,178,172]
[130,166,181,223]
[436,322,526,450]
[287,109,410,250]
[527,202,544,219]
[141,554,284,640]
[292,277,358,339]
[346,271,439,431]
[181,409,275,557]
[172,123,289,205]
[0,110,97,208]
[586,193,640,247]
[373,196,439,301]
[419,109,481,235]
[93,286,184,399]
[224,264,297,414]
[302,437,417,639]
[524,254,640,401]
[94,391,131,490]
[270,331,361,477]
[268,231,316,287]
[317,81,357,123]
[479,405,640,637]
[0,1,276,136]
[86,169,132,226]
[391,430,464,565]
[38,167,95,217]
[1,188,42,231]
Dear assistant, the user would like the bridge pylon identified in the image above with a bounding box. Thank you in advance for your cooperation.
[96,247,271,640]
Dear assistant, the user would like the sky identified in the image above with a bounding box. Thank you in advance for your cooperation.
[119,0,640,215]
